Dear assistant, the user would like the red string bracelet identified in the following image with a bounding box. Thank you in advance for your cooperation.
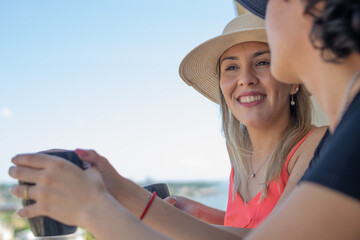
[140,191,157,220]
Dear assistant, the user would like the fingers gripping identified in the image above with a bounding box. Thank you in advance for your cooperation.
[11,184,34,200]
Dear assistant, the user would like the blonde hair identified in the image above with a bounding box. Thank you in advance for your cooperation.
[219,79,313,200]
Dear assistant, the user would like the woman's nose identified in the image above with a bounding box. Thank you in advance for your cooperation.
[237,68,258,86]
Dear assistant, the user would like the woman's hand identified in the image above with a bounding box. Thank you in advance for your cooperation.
[74,149,125,200]
[8,153,109,227]
[164,195,200,217]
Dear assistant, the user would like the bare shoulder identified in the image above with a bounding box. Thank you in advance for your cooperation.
[303,126,328,146]
[288,126,328,173]
[246,183,360,240]
[277,126,328,206]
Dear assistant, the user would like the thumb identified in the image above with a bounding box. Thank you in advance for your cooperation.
[75,149,108,172]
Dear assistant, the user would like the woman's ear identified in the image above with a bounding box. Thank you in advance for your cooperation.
[290,84,300,95]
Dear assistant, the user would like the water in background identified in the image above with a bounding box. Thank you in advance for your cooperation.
[190,181,229,211]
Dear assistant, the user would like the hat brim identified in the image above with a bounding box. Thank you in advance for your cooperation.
[236,0,267,19]
[179,28,267,103]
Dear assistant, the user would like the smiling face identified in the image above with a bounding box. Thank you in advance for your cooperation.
[219,42,296,129]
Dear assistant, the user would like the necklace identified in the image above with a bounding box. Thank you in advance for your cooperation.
[338,69,360,121]
[249,153,271,178]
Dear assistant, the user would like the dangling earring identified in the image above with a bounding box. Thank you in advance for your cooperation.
[291,86,299,106]
[291,95,295,106]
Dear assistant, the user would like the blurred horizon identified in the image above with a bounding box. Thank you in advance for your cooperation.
[0,1,237,183]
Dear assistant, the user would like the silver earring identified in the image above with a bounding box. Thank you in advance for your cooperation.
[296,87,299,92]
[291,95,295,106]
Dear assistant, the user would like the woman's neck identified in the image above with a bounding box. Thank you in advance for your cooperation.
[300,54,360,132]
[247,116,289,158]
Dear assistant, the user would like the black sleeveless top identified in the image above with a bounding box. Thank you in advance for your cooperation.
[301,92,360,201]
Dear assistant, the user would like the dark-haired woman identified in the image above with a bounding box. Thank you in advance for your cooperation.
[233,0,360,239]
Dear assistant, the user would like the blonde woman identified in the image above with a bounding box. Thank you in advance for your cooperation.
[165,10,326,228]
[9,10,327,240]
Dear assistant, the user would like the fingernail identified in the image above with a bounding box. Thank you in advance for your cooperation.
[169,196,177,205]
[8,166,15,176]
[16,208,24,217]
[75,149,89,157]
[11,156,18,164]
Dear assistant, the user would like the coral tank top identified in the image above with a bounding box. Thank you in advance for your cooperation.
[224,129,315,228]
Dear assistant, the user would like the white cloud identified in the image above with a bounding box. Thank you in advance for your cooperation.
[1,108,13,118]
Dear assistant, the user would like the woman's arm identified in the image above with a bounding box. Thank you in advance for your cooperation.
[78,150,252,238]
[246,183,360,240]
[164,195,225,225]
[214,225,251,238]
[108,174,240,239]
[77,191,171,240]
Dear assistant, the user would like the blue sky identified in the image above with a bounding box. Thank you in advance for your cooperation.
[0,1,237,183]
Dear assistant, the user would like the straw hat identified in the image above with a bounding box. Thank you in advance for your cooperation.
[179,12,267,104]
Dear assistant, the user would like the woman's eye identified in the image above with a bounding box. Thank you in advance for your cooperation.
[256,61,270,66]
[225,65,238,71]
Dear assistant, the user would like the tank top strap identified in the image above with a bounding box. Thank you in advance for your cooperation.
[283,128,317,171]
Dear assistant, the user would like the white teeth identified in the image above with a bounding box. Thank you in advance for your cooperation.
[239,95,264,103]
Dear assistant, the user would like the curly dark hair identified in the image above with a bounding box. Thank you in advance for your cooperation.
[305,0,360,62]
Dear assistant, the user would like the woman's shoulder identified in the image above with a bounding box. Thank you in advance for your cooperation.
[287,126,328,174]
[304,126,328,147]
